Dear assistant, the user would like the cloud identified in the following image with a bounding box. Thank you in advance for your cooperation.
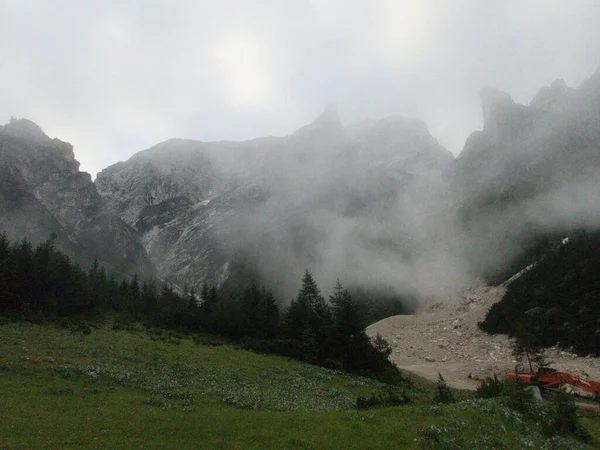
[1,0,599,178]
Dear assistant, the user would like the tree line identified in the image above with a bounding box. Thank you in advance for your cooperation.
[479,229,600,356]
[0,233,402,382]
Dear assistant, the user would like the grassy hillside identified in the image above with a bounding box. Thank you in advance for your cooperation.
[0,320,598,449]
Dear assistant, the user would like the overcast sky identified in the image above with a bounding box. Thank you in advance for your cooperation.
[1,0,599,177]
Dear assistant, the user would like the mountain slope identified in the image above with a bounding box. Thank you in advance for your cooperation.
[480,229,600,355]
[96,108,455,297]
[451,67,600,282]
[367,277,600,390]
[0,118,154,277]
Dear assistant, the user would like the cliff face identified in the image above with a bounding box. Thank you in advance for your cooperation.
[0,118,155,278]
[3,67,599,297]
[96,108,454,296]
[451,67,600,279]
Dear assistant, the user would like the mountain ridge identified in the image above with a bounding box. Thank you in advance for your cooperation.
[2,65,600,299]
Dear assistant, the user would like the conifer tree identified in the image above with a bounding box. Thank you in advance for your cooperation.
[0,232,16,312]
[258,288,279,339]
[330,280,365,361]
[283,270,321,338]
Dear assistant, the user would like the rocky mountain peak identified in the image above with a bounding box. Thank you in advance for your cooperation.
[293,103,343,138]
[480,87,515,129]
[0,119,155,277]
[577,64,600,110]
[530,78,576,112]
[0,118,79,173]
[3,117,49,142]
[319,103,341,125]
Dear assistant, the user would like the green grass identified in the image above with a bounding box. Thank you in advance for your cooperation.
[0,320,598,449]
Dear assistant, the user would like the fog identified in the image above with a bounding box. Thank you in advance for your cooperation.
[1,1,600,177]
[2,2,600,302]
[205,69,600,301]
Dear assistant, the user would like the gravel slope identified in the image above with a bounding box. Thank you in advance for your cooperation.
[366,279,600,390]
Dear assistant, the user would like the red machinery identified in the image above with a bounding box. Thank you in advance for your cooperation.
[507,366,600,399]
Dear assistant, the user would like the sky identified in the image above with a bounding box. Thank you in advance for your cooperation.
[1,0,599,178]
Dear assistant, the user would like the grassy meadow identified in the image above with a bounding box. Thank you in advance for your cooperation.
[0,320,598,449]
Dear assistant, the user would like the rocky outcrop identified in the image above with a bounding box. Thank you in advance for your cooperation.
[451,67,600,280]
[96,107,454,295]
[0,118,155,277]
[4,67,599,298]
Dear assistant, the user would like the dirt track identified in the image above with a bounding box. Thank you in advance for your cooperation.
[366,279,600,390]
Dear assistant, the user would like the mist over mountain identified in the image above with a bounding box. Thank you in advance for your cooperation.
[2,66,600,303]
[453,66,600,281]
[95,105,456,300]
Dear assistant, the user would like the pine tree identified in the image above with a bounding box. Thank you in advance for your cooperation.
[282,270,333,360]
[282,270,322,338]
[240,282,261,336]
[258,288,279,339]
[300,323,319,363]
[129,275,141,315]
[0,232,16,312]
[330,280,367,363]
[141,278,159,314]
[310,290,332,359]
[200,282,219,330]
[186,286,200,329]
[13,238,34,314]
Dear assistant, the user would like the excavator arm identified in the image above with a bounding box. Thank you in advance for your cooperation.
[507,366,600,399]
[537,371,600,397]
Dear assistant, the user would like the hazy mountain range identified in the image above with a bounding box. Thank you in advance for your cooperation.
[2,66,599,302]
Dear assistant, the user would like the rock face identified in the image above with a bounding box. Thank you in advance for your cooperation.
[451,66,600,280]
[0,118,155,277]
[96,108,454,296]
[3,66,599,299]
[94,64,600,295]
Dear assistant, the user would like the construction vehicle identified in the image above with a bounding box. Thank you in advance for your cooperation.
[507,365,600,400]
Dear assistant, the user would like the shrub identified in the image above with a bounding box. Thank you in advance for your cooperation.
[501,379,536,414]
[356,388,411,409]
[476,374,503,398]
[371,333,392,358]
[434,373,455,404]
[69,321,92,335]
[192,333,224,347]
[239,338,301,358]
[544,392,590,442]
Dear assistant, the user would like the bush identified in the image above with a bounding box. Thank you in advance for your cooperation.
[192,333,224,347]
[476,374,503,398]
[371,333,392,358]
[70,321,92,335]
[434,373,455,404]
[501,379,536,414]
[544,393,590,442]
[356,388,411,409]
[239,338,301,359]
[320,358,345,372]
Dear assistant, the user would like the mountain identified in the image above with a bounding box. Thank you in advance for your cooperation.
[2,66,599,303]
[0,118,154,277]
[451,67,600,282]
[94,66,600,297]
[96,107,454,298]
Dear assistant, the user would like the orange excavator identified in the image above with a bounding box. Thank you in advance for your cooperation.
[507,365,600,399]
